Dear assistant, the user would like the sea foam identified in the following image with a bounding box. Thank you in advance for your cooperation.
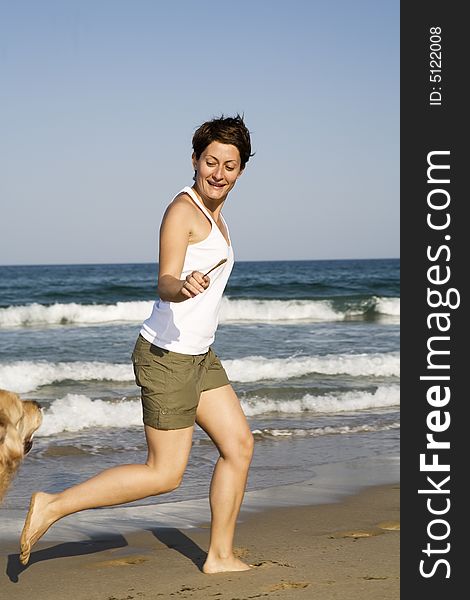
[39,394,142,436]
[0,351,399,393]
[0,301,153,328]
[373,296,400,316]
[0,361,134,393]
[224,352,400,381]
[36,384,400,437]
[241,385,400,417]
[0,296,400,328]
[252,421,400,438]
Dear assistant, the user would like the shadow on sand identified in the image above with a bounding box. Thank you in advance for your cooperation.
[6,534,128,582]
[149,527,207,570]
[6,527,206,582]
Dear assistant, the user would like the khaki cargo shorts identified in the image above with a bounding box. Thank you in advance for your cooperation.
[131,334,230,430]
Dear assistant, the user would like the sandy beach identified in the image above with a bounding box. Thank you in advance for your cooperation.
[1,482,399,600]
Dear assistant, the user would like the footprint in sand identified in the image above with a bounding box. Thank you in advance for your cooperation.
[90,556,149,568]
[267,581,310,592]
[377,520,400,531]
[250,559,294,569]
[328,529,385,539]
[233,547,250,558]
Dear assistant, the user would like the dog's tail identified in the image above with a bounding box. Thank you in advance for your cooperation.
[0,414,24,503]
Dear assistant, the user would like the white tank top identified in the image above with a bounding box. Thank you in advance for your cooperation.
[140,186,235,354]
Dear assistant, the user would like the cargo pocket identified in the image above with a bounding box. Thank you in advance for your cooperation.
[132,351,168,390]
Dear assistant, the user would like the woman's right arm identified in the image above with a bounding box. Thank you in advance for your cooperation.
[157,200,209,302]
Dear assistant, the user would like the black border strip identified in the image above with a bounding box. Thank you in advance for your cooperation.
[401,1,465,595]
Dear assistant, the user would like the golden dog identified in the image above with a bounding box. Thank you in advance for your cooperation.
[0,389,43,503]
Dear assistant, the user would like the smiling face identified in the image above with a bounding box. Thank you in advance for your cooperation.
[192,141,243,203]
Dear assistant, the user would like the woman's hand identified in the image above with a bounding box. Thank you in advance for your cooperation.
[180,271,210,299]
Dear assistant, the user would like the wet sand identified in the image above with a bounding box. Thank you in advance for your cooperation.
[0,483,399,600]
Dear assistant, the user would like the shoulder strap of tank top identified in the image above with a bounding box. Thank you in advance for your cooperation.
[220,213,231,244]
[181,186,215,224]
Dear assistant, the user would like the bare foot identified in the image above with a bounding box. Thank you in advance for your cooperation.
[19,492,57,565]
[203,554,252,574]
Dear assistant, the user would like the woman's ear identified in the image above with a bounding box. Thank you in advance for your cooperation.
[191,152,197,171]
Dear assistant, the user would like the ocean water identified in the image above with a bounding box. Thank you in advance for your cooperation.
[0,259,399,515]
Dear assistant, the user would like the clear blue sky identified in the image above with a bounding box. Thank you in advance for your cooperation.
[1,0,399,265]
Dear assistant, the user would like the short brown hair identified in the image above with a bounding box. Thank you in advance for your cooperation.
[192,114,253,170]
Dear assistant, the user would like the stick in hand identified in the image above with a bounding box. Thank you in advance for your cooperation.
[203,258,228,277]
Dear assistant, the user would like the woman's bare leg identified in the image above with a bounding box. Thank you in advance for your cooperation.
[20,425,194,564]
[195,385,254,573]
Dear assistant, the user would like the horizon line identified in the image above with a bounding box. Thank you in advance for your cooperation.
[0,257,400,268]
